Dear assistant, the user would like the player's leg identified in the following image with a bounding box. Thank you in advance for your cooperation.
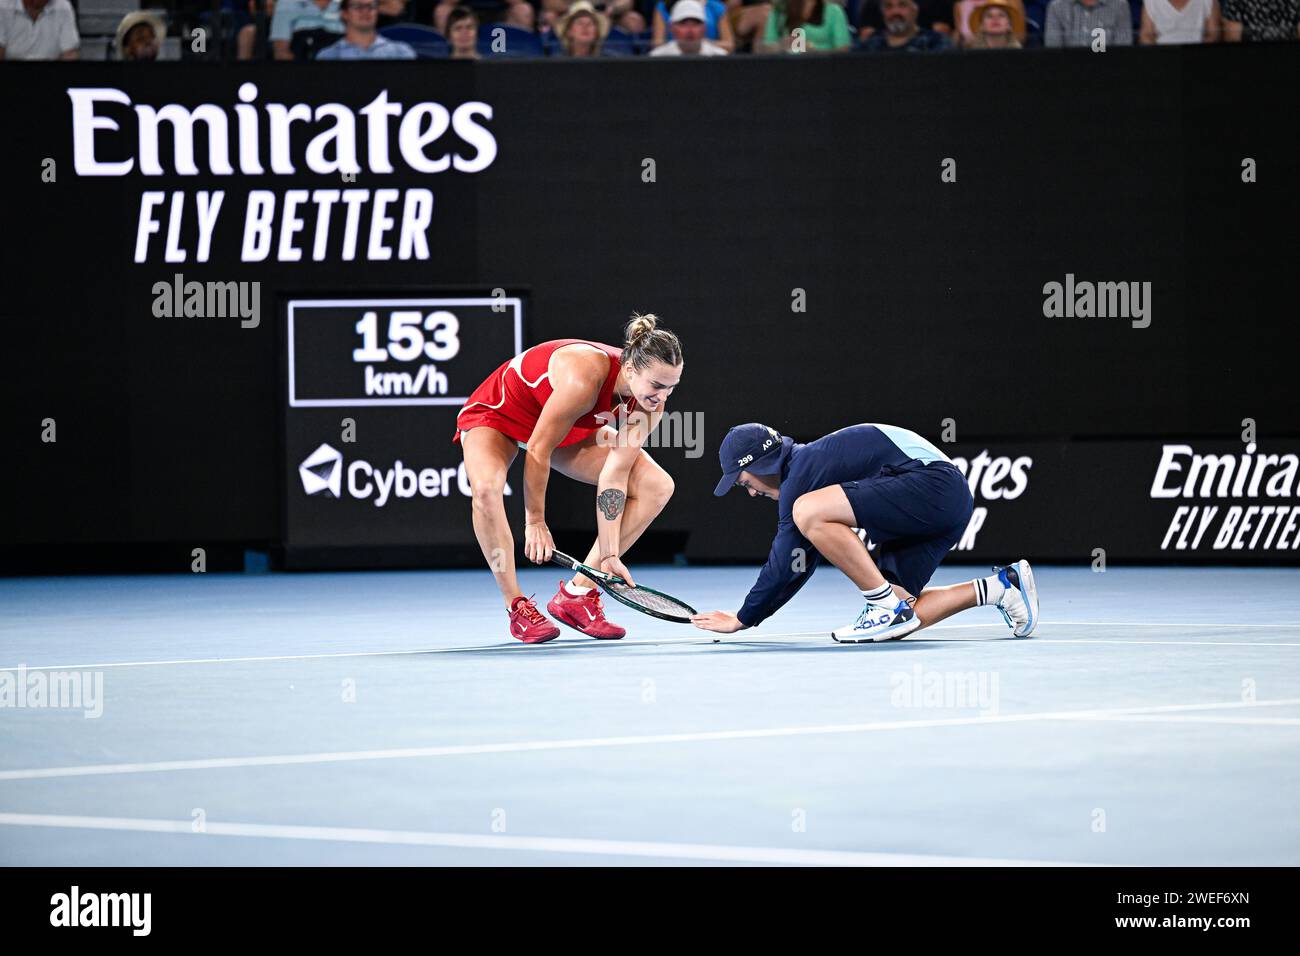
[461,427,520,605]
[551,427,675,585]
[544,428,675,638]
[461,427,560,643]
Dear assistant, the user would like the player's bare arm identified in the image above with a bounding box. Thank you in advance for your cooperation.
[522,348,609,564]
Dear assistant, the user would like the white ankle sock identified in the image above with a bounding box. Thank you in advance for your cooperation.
[973,574,1006,607]
[565,581,593,596]
[860,582,896,608]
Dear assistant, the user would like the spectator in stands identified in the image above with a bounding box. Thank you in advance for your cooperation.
[555,0,610,53]
[551,0,645,33]
[726,0,774,51]
[964,0,1025,44]
[238,0,276,59]
[858,0,951,46]
[856,0,952,41]
[115,10,165,60]
[377,0,409,26]
[236,0,271,59]
[651,0,733,49]
[1140,0,1221,41]
[317,0,417,56]
[1043,0,1133,44]
[952,0,1024,44]
[446,4,481,55]
[1221,0,1299,39]
[271,0,344,58]
[0,0,79,59]
[756,0,853,49]
[435,0,534,33]
[653,0,735,48]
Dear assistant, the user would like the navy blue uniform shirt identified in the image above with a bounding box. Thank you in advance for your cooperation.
[736,423,950,627]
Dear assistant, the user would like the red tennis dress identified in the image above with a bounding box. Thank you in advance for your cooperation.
[453,339,633,447]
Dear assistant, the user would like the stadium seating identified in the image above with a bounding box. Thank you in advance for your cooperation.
[379,23,451,58]
[477,22,545,57]
[603,26,635,55]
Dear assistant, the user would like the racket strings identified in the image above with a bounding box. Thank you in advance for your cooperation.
[605,581,695,617]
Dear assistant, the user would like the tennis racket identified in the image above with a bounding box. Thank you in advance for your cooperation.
[549,550,697,623]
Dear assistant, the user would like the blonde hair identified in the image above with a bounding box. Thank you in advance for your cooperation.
[622,312,683,372]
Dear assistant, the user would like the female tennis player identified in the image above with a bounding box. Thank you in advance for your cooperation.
[455,315,684,643]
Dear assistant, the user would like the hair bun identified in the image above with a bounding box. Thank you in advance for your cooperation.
[625,313,658,346]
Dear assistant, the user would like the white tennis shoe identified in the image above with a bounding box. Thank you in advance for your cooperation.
[832,599,922,643]
[994,560,1039,638]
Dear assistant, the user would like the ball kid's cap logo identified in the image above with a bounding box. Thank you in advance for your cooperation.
[715,424,783,496]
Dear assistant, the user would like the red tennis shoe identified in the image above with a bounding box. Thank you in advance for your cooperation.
[547,581,626,639]
[508,595,560,644]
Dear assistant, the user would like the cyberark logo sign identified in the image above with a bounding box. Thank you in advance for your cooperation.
[299,443,344,498]
[298,443,509,507]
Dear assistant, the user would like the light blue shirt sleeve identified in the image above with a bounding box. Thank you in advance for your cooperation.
[269,0,300,42]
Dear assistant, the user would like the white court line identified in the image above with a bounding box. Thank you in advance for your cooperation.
[0,631,828,673]
[1071,714,1300,726]
[1,698,1296,783]
[1042,621,1300,629]
[6,622,1300,673]
[0,812,1097,866]
[1025,639,1300,648]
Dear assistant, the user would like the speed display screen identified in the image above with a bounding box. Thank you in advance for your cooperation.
[288,297,523,406]
[283,294,526,561]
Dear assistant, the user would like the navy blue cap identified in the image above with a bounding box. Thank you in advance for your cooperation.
[713,423,784,496]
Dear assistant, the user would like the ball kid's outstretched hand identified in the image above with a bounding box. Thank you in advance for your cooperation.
[691,611,744,634]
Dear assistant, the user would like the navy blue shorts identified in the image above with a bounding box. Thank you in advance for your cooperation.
[840,459,974,597]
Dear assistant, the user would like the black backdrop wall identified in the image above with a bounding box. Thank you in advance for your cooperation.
[2,46,1298,572]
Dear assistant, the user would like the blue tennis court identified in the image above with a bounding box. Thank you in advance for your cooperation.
[2,564,1297,866]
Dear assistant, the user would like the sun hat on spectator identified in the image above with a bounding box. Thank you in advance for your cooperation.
[669,0,706,22]
[967,0,1025,38]
[116,10,167,53]
[556,0,610,41]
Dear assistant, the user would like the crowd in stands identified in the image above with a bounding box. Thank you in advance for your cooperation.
[2,0,1298,60]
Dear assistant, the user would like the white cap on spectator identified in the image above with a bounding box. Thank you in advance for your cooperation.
[115,10,166,53]
[670,0,707,23]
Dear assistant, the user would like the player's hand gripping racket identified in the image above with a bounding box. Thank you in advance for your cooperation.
[549,551,697,624]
